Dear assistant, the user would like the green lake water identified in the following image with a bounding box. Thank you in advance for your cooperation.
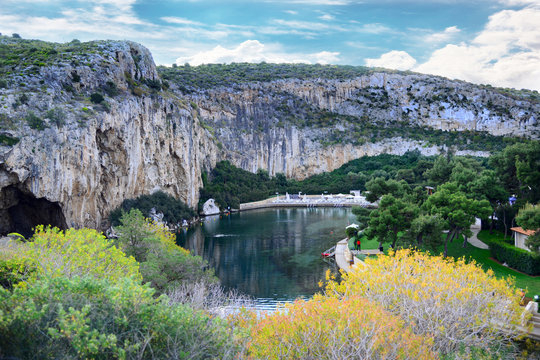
[177,207,356,307]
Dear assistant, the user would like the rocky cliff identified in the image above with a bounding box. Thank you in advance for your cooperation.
[0,37,538,234]
[0,38,218,235]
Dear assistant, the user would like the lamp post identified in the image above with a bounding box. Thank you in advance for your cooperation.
[276,192,279,201]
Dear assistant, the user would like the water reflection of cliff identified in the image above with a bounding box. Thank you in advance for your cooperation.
[177,208,355,300]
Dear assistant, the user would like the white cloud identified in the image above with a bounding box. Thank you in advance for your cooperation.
[161,16,204,26]
[415,6,540,90]
[365,50,417,70]
[284,10,298,15]
[272,19,334,31]
[497,0,540,5]
[319,14,335,21]
[176,40,339,65]
[312,51,341,64]
[424,26,461,43]
[354,23,394,34]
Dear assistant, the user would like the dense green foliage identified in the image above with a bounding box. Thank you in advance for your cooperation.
[25,111,46,130]
[0,218,235,359]
[0,133,19,146]
[364,194,419,248]
[0,257,36,290]
[90,92,105,104]
[158,62,401,91]
[0,276,236,360]
[489,141,540,204]
[0,36,105,77]
[321,121,518,152]
[115,209,217,293]
[516,203,540,254]
[109,191,195,226]
[488,239,540,275]
[199,161,289,208]
[423,182,492,256]
[201,152,437,209]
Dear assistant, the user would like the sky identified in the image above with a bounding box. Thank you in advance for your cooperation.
[1,0,539,91]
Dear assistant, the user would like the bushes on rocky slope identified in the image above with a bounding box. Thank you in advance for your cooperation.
[109,191,196,226]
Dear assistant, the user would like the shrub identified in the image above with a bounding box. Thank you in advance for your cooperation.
[20,225,142,284]
[0,257,37,290]
[71,71,80,82]
[0,134,19,146]
[236,294,437,359]
[115,209,217,293]
[45,107,66,127]
[143,78,162,91]
[103,80,119,97]
[18,93,29,104]
[345,225,359,238]
[90,92,104,104]
[325,249,523,357]
[0,276,237,360]
[488,239,540,275]
[109,190,195,226]
[25,111,46,130]
[131,86,143,97]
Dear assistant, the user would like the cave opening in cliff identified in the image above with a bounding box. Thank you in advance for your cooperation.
[0,186,67,238]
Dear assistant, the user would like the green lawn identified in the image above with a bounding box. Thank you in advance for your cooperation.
[443,231,540,297]
[358,236,380,250]
[357,231,540,296]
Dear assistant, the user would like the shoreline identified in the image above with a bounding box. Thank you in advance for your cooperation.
[239,195,376,212]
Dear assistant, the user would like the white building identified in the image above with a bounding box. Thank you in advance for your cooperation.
[510,227,536,251]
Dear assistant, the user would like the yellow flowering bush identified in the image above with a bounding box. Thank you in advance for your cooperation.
[325,249,524,356]
[237,294,437,359]
[19,225,141,285]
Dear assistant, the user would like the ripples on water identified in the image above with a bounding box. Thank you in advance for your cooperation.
[177,208,355,311]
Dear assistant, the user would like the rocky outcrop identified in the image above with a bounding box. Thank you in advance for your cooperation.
[202,199,220,216]
[187,73,536,178]
[0,37,538,232]
[0,39,219,232]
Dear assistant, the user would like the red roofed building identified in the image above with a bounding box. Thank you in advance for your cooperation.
[511,227,536,252]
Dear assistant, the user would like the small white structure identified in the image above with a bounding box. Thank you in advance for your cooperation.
[511,227,536,251]
[149,207,165,224]
[202,199,220,216]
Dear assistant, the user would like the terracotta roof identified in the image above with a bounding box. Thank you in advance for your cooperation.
[511,227,537,236]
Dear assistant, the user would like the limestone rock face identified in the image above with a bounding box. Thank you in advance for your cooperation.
[189,73,536,179]
[202,199,220,216]
[0,38,538,232]
[0,40,218,232]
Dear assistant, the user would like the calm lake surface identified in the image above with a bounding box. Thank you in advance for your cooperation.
[177,207,355,308]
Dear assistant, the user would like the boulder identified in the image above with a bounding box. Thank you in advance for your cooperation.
[202,199,220,216]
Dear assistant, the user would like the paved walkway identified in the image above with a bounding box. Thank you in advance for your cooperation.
[467,218,489,249]
[335,239,382,273]
[335,239,351,272]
